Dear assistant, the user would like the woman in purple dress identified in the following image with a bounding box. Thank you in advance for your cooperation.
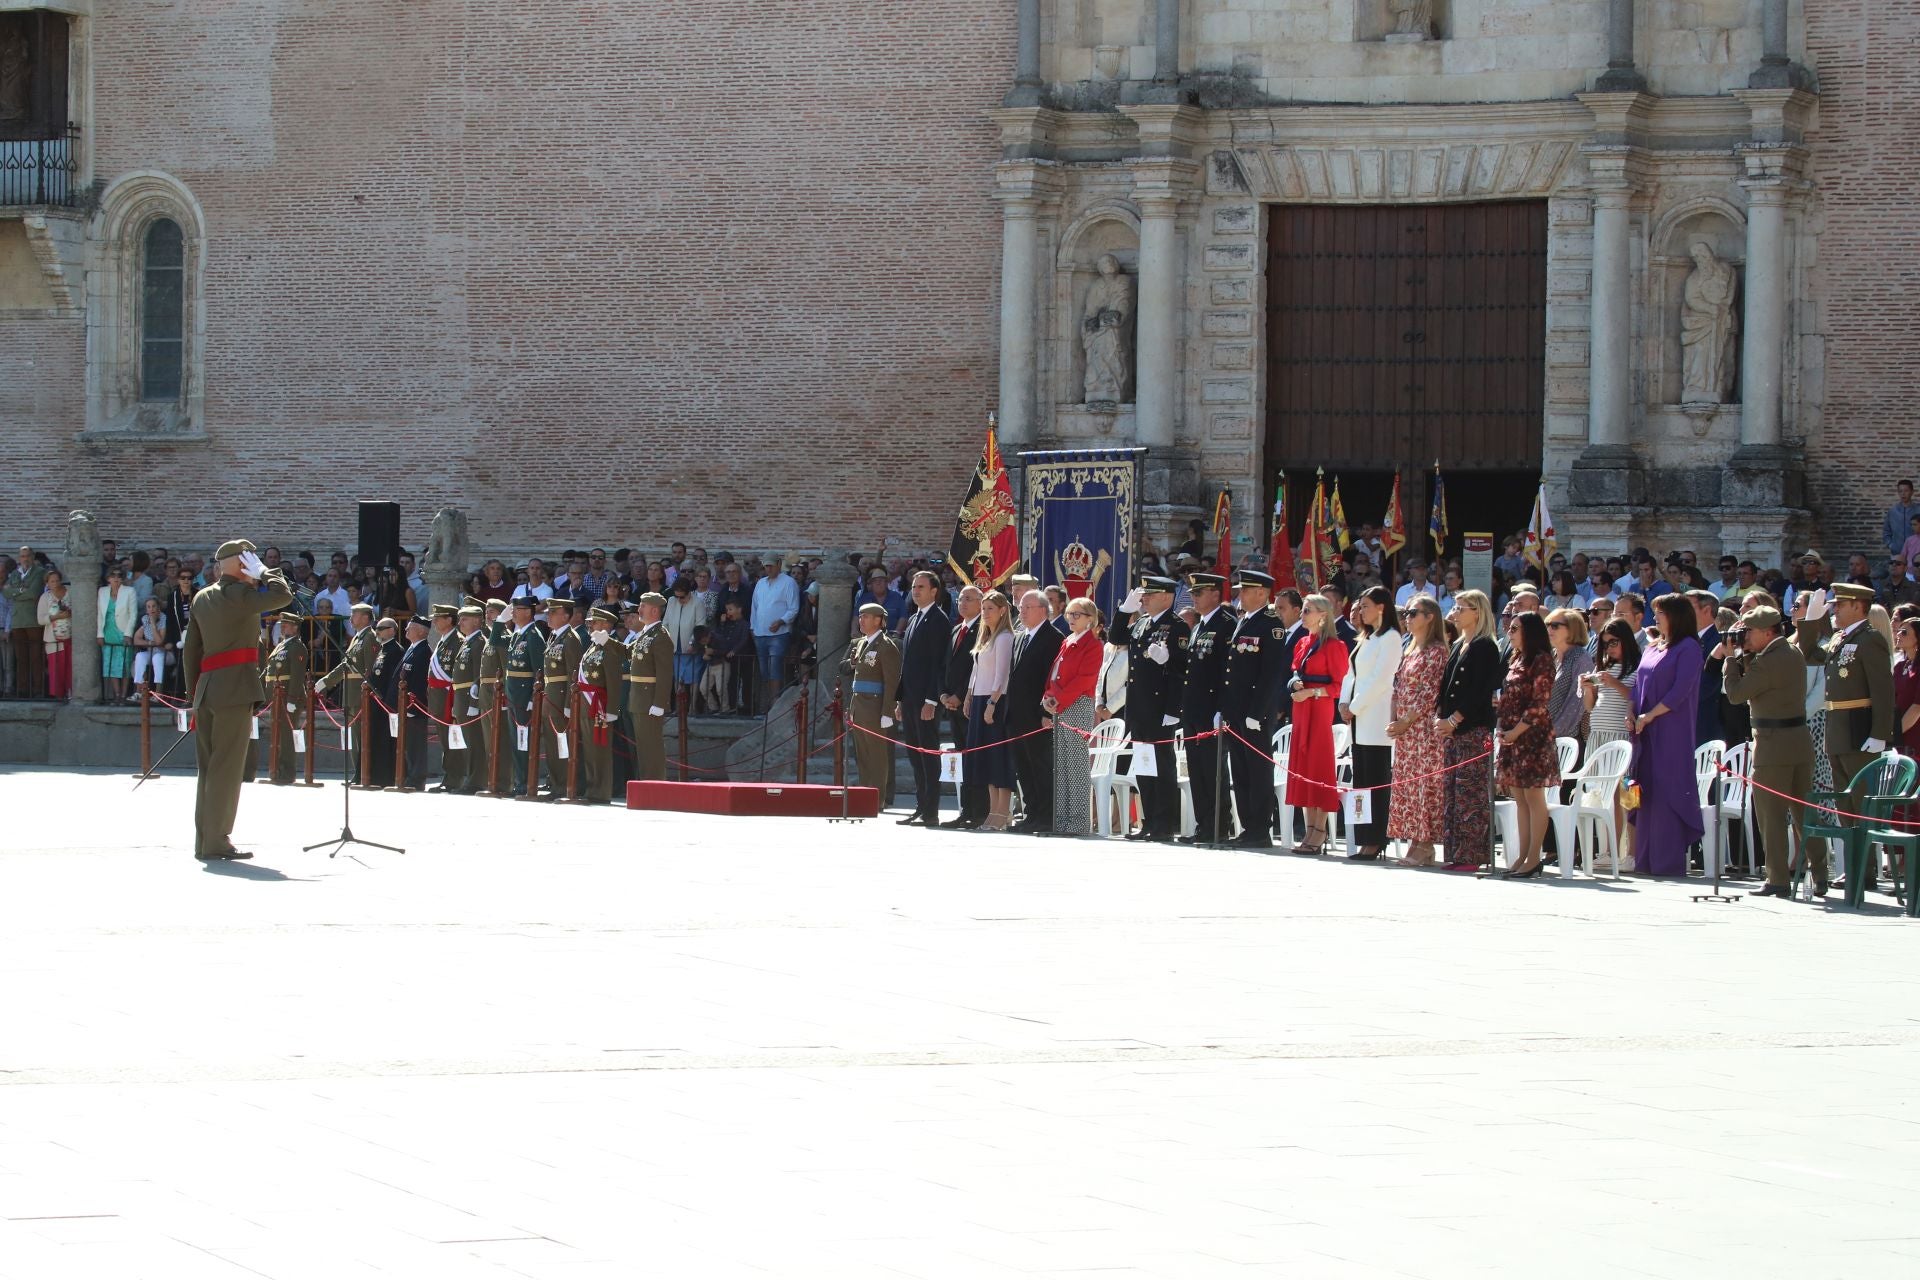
[1628,594,1705,876]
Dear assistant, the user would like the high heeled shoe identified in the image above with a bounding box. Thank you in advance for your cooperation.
[979,815,1011,832]
[1501,862,1544,880]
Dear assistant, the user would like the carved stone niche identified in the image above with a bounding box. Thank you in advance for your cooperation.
[1051,206,1140,436]
[1649,200,1746,423]
[1354,0,1443,43]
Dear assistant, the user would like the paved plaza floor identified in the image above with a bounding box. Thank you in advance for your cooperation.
[2,766,1918,1279]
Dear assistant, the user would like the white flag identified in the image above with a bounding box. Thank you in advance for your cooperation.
[1524,485,1557,570]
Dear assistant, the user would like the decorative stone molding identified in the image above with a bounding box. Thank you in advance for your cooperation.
[17,211,84,314]
[1228,138,1579,202]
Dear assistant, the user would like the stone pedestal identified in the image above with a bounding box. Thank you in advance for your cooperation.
[65,509,101,704]
[420,506,471,613]
[1723,444,1807,510]
[1141,448,1203,553]
[1566,444,1647,509]
[812,552,858,671]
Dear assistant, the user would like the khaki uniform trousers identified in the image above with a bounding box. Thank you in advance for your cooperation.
[1752,758,1820,888]
[194,704,254,856]
[851,693,895,805]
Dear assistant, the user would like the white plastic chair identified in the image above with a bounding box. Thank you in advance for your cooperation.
[1693,739,1727,878]
[1087,718,1131,836]
[1174,731,1197,839]
[1571,740,1632,878]
[1330,722,1353,844]
[1270,723,1294,852]
[1547,750,1590,877]
[1555,736,1580,778]
[1715,740,1754,876]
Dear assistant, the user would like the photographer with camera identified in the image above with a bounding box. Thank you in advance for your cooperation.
[1724,606,1818,897]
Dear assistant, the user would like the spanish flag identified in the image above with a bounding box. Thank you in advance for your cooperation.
[1267,482,1297,590]
[1328,476,1352,554]
[1380,473,1408,558]
[1428,463,1448,560]
[1210,487,1232,573]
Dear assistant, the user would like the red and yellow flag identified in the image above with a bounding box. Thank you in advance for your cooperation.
[1211,488,1232,573]
[1267,481,1297,590]
[1381,474,1408,558]
[947,416,1020,589]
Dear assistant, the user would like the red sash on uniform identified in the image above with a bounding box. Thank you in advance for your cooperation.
[579,684,610,744]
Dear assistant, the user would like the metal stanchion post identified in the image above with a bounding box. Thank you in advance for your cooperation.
[137,685,152,778]
[566,685,581,802]
[303,679,317,786]
[358,698,373,788]
[1211,726,1227,846]
[490,698,505,796]
[794,684,809,784]
[268,688,283,784]
[832,696,846,787]
[393,693,408,791]
[524,684,544,800]
[678,687,691,783]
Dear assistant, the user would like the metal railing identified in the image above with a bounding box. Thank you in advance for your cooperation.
[0,126,80,208]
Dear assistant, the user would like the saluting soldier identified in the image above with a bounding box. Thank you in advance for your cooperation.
[843,601,903,802]
[1179,572,1234,844]
[474,597,511,794]
[1124,575,1190,841]
[539,597,584,797]
[445,601,488,795]
[577,607,627,803]
[1220,570,1293,850]
[626,592,675,780]
[315,600,380,782]
[180,538,294,861]
[427,603,464,792]
[262,612,309,785]
[504,595,545,794]
[1793,581,1895,891]
[1723,606,1821,897]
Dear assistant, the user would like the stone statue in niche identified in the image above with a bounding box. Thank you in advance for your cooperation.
[1080,254,1134,406]
[1387,0,1434,41]
[1680,240,1738,404]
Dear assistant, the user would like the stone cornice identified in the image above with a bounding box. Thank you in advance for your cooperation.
[1117,104,1208,160]
[1732,88,1819,146]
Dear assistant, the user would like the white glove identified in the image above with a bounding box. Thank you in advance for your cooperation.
[599,713,618,725]
[1162,714,1178,726]
[1119,587,1144,614]
[238,550,265,579]
[286,702,296,713]
[1864,737,1887,754]
[1147,640,1169,665]
[1212,712,1223,730]
[648,705,666,717]
[880,716,894,729]
[1245,717,1261,732]
[1803,588,1829,621]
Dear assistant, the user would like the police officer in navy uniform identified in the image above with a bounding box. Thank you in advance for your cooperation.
[1179,572,1234,844]
[1124,575,1190,841]
[1221,570,1292,849]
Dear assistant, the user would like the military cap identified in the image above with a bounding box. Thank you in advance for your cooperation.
[430,603,458,619]
[1743,606,1784,632]
[464,595,489,610]
[457,604,484,619]
[620,600,642,615]
[1831,582,1875,604]
[545,596,575,613]
[483,597,507,612]
[510,593,539,609]
[1232,569,1275,590]
[588,607,620,626]
[349,600,375,616]
[374,617,399,632]
[213,538,257,560]
[638,591,668,608]
[858,601,888,619]
[273,611,302,624]
[1187,572,1226,590]
[1138,575,1179,594]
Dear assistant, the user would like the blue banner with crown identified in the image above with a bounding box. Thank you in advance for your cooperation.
[1018,448,1143,623]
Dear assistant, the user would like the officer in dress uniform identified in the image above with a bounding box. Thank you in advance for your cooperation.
[1124,576,1190,841]
[539,597,583,798]
[504,595,545,794]
[1179,572,1234,844]
[181,538,294,860]
[1221,570,1293,850]
[445,601,487,795]
[474,597,511,794]
[399,616,432,791]
[844,601,903,803]
[576,607,626,803]
[365,617,404,787]
[428,603,464,792]
[1793,581,1895,891]
[1723,606,1820,897]
[315,600,379,783]
[262,611,309,785]
[612,600,643,786]
[626,592,675,780]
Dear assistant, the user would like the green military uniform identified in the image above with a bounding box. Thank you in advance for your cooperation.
[239,630,270,784]
[842,607,902,804]
[475,608,510,793]
[429,605,467,792]
[448,603,490,795]
[1795,591,1896,812]
[181,541,294,860]
[577,608,627,803]
[504,601,545,794]
[626,598,676,781]
[262,616,309,785]
[1724,612,1819,891]
[540,602,585,797]
[315,604,380,782]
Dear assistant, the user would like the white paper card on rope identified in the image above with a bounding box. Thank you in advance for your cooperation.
[516,725,529,752]
[447,724,465,751]
[1341,788,1372,828]
[388,713,400,737]
[554,732,569,760]
[1127,745,1156,778]
[249,715,260,740]
[176,710,189,733]
[292,730,306,755]
[342,726,353,751]
[939,751,963,783]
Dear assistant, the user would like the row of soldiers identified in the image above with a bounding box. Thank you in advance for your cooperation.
[250,591,679,803]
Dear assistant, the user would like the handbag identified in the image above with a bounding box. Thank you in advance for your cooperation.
[1619,779,1642,811]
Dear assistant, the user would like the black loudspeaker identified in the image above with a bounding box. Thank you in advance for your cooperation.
[357,501,402,570]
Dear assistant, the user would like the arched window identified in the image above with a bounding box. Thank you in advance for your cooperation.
[140,218,185,402]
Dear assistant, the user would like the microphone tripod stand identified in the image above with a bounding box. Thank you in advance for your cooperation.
[304,705,406,859]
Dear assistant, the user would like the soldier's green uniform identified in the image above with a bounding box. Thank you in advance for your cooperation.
[448,602,490,795]
[262,615,309,785]
[181,540,294,860]
[239,630,270,784]
[540,601,585,797]
[1724,610,1819,892]
[315,602,380,782]
[626,595,676,780]
[577,608,627,804]
[430,605,467,793]
[504,598,545,794]
[843,604,903,804]
[1795,587,1896,814]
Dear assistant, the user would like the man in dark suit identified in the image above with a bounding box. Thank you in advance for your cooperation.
[367,617,405,786]
[940,585,987,828]
[1179,573,1235,844]
[399,615,432,791]
[1689,589,1724,746]
[1322,581,1360,648]
[1222,571,1293,848]
[1006,589,1063,833]
[895,570,953,825]
[1271,588,1305,728]
[1125,576,1191,841]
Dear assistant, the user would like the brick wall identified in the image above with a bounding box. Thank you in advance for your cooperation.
[1,1,1012,559]
[1804,0,1920,559]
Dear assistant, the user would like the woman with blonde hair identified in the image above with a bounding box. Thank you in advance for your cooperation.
[1285,593,1351,855]
[1546,606,1592,753]
[965,590,1018,830]
[1387,594,1449,866]
[1436,588,1501,870]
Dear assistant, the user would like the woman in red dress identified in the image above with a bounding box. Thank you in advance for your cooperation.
[1285,593,1352,854]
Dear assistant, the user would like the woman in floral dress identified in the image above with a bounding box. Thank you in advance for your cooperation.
[1387,596,1448,865]
[1495,611,1561,877]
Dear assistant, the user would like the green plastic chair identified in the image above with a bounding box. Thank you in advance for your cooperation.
[1862,782,1920,918]
[1798,753,1919,908]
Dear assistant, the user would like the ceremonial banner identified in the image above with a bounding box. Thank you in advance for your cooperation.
[1524,484,1557,571]
[1429,463,1449,559]
[1328,476,1352,557]
[1267,482,1297,589]
[1380,474,1408,559]
[948,416,1020,589]
[1303,471,1330,590]
[1018,448,1142,621]
[1210,488,1232,572]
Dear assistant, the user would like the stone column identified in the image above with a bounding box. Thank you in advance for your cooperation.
[1738,178,1789,449]
[1134,194,1180,449]
[1595,0,1645,92]
[995,193,1040,447]
[1154,0,1180,88]
[812,552,858,672]
[1750,0,1813,90]
[1586,185,1632,450]
[65,509,102,704]
[1003,0,1043,107]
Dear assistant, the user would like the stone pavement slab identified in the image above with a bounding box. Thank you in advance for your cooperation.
[2,767,1918,1278]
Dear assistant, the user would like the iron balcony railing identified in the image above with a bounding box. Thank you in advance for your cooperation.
[0,125,80,208]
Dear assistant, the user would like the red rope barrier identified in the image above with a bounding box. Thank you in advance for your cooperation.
[1717,761,1920,829]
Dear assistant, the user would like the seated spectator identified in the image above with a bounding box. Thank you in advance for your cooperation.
[130,595,173,703]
